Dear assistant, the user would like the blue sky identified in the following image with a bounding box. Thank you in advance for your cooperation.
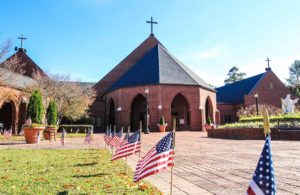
[1,0,300,87]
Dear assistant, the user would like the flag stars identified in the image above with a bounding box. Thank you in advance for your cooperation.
[259,180,263,185]
[266,190,269,194]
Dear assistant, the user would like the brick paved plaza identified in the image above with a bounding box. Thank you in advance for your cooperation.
[1,132,300,195]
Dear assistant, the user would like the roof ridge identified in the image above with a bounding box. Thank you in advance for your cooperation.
[217,72,265,89]
[157,44,214,91]
[248,72,266,94]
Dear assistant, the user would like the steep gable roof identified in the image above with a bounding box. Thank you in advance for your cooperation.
[0,49,47,78]
[0,67,35,89]
[93,35,161,97]
[108,44,213,92]
[216,72,266,104]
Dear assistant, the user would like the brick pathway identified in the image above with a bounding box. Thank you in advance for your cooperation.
[1,132,300,195]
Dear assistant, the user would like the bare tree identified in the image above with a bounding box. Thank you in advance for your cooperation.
[29,73,96,123]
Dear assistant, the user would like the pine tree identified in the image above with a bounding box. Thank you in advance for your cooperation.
[286,60,300,96]
[224,66,246,85]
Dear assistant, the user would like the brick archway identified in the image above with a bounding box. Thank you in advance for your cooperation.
[0,100,17,130]
[171,93,190,130]
[205,96,214,123]
[108,98,116,128]
[130,94,146,132]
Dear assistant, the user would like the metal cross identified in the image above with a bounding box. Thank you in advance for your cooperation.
[18,34,27,49]
[265,57,271,69]
[146,17,158,35]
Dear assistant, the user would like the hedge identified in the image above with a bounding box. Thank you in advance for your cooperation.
[239,114,300,123]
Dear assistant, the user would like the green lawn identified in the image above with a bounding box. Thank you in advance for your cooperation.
[0,149,162,194]
[0,133,86,141]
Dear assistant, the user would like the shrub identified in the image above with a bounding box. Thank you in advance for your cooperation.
[206,116,212,125]
[26,90,44,124]
[237,104,282,118]
[239,114,300,123]
[159,116,166,125]
[46,101,58,126]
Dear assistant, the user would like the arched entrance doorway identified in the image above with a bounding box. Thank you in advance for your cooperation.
[205,97,214,124]
[0,101,15,130]
[171,94,190,130]
[130,94,146,132]
[108,99,116,128]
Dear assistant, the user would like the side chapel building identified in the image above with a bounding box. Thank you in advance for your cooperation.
[91,34,217,132]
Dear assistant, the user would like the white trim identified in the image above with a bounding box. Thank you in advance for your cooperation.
[249,179,264,195]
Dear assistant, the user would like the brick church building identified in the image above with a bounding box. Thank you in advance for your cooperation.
[0,47,46,132]
[92,34,217,132]
[216,68,290,124]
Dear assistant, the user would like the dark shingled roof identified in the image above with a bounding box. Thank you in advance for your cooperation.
[216,72,266,104]
[108,44,213,92]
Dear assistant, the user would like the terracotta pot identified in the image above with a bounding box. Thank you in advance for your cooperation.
[23,127,45,144]
[44,127,58,141]
[204,125,214,131]
[159,125,167,132]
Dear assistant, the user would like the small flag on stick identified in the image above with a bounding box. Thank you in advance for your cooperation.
[134,131,174,182]
[84,130,93,144]
[61,129,66,146]
[111,129,141,161]
[263,107,271,137]
[246,107,276,195]
[108,127,123,148]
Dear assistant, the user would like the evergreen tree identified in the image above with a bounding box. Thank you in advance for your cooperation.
[26,90,44,124]
[224,66,246,85]
[46,101,58,126]
[286,60,300,96]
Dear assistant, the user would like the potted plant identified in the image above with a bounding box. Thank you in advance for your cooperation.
[23,90,45,144]
[204,116,213,131]
[44,101,58,141]
[159,116,167,132]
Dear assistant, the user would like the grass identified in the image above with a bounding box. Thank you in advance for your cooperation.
[0,133,87,142]
[0,149,162,194]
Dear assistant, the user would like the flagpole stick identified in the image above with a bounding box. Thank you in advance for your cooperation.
[138,121,142,190]
[170,118,176,195]
[125,126,130,175]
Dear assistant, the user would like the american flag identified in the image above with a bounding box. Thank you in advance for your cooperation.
[61,129,66,146]
[3,129,12,139]
[134,132,174,182]
[104,128,112,145]
[108,128,123,148]
[84,130,93,144]
[111,130,141,161]
[247,135,276,195]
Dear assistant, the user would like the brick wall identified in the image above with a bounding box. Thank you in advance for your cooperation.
[103,84,216,132]
[0,86,28,132]
[244,71,290,107]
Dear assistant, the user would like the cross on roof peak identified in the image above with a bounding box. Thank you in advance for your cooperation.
[265,57,271,71]
[146,16,158,36]
[17,34,27,49]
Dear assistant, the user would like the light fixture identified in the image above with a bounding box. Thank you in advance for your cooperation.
[254,93,259,98]
[117,107,122,112]
[158,105,162,110]
[144,87,149,94]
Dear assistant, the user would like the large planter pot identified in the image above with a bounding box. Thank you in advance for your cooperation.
[23,127,45,144]
[159,125,167,132]
[44,127,58,141]
[204,125,213,132]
